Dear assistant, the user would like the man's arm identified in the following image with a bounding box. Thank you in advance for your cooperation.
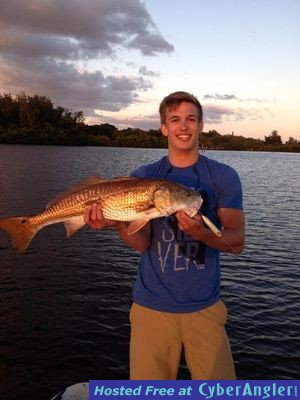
[84,204,151,252]
[175,208,245,254]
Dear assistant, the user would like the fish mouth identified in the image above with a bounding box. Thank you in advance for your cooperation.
[185,207,199,217]
[184,198,202,217]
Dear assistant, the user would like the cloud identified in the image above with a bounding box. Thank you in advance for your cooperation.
[203,93,239,101]
[88,103,272,131]
[0,0,174,112]
[139,66,160,77]
[90,113,160,131]
[90,103,271,131]
[204,104,269,124]
[0,0,174,57]
[245,97,269,103]
[203,93,268,104]
[0,56,153,112]
[128,33,174,56]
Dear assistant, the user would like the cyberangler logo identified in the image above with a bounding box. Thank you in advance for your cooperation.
[198,382,298,400]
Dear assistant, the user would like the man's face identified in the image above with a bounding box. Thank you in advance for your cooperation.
[160,101,203,152]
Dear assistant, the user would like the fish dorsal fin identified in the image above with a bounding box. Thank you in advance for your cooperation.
[127,218,150,235]
[112,176,138,182]
[46,176,106,209]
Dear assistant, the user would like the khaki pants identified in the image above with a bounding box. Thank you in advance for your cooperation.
[129,301,236,380]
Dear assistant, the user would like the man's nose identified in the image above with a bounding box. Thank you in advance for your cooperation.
[179,120,188,130]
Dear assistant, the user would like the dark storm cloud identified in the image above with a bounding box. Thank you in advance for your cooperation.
[0,0,174,111]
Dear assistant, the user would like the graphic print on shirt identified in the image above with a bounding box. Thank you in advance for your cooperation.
[156,190,211,273]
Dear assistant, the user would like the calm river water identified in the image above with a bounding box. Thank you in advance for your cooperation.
[0,145,299,399]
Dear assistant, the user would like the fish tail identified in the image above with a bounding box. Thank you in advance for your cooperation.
[0,217,38,253]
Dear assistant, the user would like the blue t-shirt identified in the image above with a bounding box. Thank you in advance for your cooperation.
[131,154,243,313]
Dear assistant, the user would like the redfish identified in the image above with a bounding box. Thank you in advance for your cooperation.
[0,176,203,253]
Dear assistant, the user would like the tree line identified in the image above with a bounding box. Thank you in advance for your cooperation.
[0,92,299,152]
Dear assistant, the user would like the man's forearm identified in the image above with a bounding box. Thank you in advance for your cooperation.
[116,222,151,252]
[195,227,245,254]
[175,210,245,254]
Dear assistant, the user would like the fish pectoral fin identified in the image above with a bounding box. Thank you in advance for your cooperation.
[64,217,86,237]
[127,218,150,235]
[46,176,106,209]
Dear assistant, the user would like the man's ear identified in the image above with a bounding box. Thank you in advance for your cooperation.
[161,124,168,137]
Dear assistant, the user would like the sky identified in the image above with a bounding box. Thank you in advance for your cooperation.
[0,0,299,142]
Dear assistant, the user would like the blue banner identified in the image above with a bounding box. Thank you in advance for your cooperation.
[89,380,299,400]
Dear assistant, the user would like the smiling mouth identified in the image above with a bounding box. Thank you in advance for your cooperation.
[177,134,192,141]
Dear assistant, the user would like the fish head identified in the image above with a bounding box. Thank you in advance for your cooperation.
[154,183,202,217]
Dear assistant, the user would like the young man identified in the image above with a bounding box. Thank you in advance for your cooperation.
[85,91,245,379]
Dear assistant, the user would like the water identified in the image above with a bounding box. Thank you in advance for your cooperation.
[0,145,299,399]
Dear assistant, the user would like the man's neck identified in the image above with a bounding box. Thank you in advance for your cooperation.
[168,149,200,168]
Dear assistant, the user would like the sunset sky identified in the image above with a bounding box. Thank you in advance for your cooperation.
[0,0,299,142]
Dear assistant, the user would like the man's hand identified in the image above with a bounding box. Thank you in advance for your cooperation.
[176,208,245,254]
[84,203,118,229]
[175,211,205,240]
[84,203,150,252]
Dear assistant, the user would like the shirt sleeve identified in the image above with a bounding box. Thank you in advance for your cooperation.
[130,165,148,178]
[217,166,243,209]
